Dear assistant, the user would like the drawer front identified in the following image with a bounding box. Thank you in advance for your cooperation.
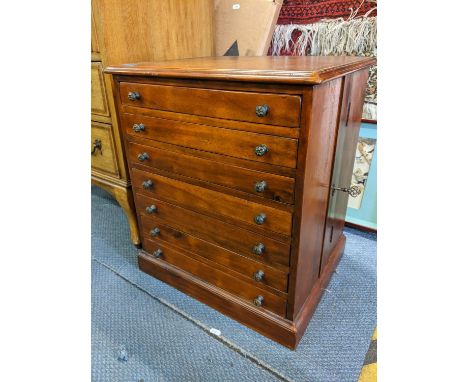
[143,239,287,316]
[120,82,301,127]
[140,215,288,292]
[91,62,110,117]
[123,113,298,168]
[91,122,118,175]
[135,193,290,268]
[128,141,295,204]
[132,168,293,236]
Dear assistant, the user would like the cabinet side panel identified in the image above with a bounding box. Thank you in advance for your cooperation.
[94,0,214,66]
[288,78,343,318]
[320,70,370,272]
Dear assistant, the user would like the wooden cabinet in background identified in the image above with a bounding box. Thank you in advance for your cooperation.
[90,0,214,245]
[106,56,375,348]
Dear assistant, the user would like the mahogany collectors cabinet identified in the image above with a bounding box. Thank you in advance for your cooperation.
[106,56,375,349]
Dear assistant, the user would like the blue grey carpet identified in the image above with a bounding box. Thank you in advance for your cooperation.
[92,186,376,382]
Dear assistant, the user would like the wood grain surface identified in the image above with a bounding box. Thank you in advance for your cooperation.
[135,193,291,269]
[106,56,376,85]
[120,82,301,127]
[123,113,298,168]
[127,141,296,204]
[132,168,293,236]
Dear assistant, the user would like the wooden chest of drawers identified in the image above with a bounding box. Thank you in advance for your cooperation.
[106,56,375,349]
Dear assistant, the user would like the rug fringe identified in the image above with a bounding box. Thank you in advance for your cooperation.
[271,16,377,57]
[271,16,377,120]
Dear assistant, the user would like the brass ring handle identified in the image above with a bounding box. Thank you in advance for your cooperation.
[91,139,102,155]
[255,105,269,117]
[254,180,267,192]
[252,243,265,256]
[254,213,266,225]
[145,205,157,214]
[142,179,153,189]
[254,144,268,157]
[153,249,163,258]
[128,91,140,101]
[133,123,145,132]
[150,228,160,237]
[253,295,264,307]
[253,270,265,282]
[138,152,149,162]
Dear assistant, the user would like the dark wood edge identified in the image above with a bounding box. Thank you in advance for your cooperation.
[293,234,345,344]
[361,118,377,124]
[345,221,377,233]
[138,251,299,349]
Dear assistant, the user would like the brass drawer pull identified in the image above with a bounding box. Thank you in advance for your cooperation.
[145,205,157,214]
[128,91,140,101]
[254,180,267,192]
[253,270,265,282]
[150,227,160,237]
[142,179,153,189]
[254,144,268,157]
[253,295,264,307]
[137,152,149,162]
[255,105,269,117]
[91,139,102,155]
[133,123,145,132]
[254,213,266,225]
[153,249,163,258]
[252,243,265,256]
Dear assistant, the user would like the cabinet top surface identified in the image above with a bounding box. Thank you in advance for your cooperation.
[105,56,376,85]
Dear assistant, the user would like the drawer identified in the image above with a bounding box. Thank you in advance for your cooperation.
[123,113,298,168]
[120,82,301,127]
[127,141,295,204]
[135,193,290,269]
[132,168,293,236]
[143,239,287,316]
[140,215,288,292]
[91,62,110,118]
[91,122,119,175]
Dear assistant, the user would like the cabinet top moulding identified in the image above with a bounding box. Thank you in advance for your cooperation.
[105,56,376,85]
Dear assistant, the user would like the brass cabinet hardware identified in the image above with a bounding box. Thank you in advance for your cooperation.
[254,213,267,225]
[150,228,160,237]
[254,144,269,157]
[253,295,264,307]
[153,249,163,258]
[142,179,153,189]
[145,205,158,214]
[128,91,140,101]
[138,152,150,162]
[253,270,265,282]
[254,180,267,192]
[332,185,361,197]
[91,139,102,155]
[252,243,265,256]
[133,123,145,132]
[255,105,269,117]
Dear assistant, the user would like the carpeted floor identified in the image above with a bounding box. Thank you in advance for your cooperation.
[92,186,377,382]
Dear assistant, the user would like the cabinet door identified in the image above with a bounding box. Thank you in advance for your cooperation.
[320,70,369,273]
[91,62,110,120]
[91,121,119,175]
